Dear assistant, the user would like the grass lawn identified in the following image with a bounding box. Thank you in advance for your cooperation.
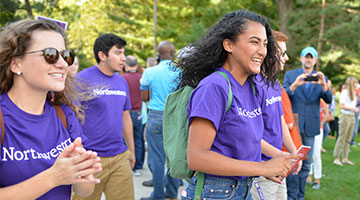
[305,135,360,200]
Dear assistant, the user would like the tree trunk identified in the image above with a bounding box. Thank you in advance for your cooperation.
[276,0,293,36]
[276,0,295,61]
[153,0,157,57]
[317,0,326,71]
[24,0,34,19]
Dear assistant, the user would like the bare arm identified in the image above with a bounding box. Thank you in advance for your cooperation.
[122,110,135,169]
[320,99,330,127]
[339,103,359,113]
[187,117,299,178]
[261,139,282,158]
[141,90,150,102]
[282,115,297,154]
[286,123,294,131]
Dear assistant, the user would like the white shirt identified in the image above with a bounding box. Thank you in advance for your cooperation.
[339,89,357,115]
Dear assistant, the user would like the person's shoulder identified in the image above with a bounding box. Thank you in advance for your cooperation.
[77,65,96,77]
[275,80,282,89]
[123,72,142,78]
[341,89,348,94]
[253,73,270,89]
[143,65,158,75]
[0,93,7,108]
[58,104,72,114]
[198,71,228,89]
[286,67,301,74]
[120,72,133,81]
[113,73,128,83]
[120,72,128,78]
[254,73,263,82]
[48,103,76,125]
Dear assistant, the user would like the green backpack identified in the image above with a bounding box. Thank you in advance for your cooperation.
[163,71,233,199]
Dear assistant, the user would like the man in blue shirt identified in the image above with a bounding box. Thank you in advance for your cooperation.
[283,47,332,200]
[140,41,180,200]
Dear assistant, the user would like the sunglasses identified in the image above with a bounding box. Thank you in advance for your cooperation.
[17,48,75,66]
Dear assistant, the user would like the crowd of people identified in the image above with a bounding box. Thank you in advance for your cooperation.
[0,8,358,200]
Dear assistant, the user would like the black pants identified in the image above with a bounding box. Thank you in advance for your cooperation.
[329,117,339,139]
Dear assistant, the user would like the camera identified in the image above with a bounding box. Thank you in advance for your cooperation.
[304,75,319,82]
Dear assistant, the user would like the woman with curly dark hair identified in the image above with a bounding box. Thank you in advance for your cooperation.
[0,19,102,199]
[179,10,301,200]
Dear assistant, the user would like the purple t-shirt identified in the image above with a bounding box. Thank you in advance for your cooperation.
[77,66,131,157]
[254,74,284,161]
[188,68,264,181]
[0,93,86,200]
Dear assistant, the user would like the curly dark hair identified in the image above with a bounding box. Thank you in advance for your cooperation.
[177,10,278,88]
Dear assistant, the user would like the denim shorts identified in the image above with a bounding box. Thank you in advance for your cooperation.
[181,174,254,200]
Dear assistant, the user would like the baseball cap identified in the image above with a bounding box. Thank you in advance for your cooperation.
[301,46,318,58]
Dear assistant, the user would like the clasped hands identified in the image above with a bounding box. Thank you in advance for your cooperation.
[48,137,102,187]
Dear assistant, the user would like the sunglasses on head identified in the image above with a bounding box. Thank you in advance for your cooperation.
[17,47,75,66]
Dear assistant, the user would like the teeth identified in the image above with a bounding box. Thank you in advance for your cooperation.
[49,73,63,78]
[252,58,262,62]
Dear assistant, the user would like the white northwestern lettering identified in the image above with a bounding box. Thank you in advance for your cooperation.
[236,106,262,119]
[93,89,127,96]
[265,96,282,106]
[50,148,58,157]
[2,138,72,162]
[14,151,24,161]
[2,147,14,161]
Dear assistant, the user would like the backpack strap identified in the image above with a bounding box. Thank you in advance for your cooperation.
[0,106,4,146]
[54,105,68,130]
[216,71,232,112]
[249,79,257,96]
[194,172,204,200]
[194,72,233,200]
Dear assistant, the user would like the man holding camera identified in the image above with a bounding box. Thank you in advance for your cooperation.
[283,46,333,200]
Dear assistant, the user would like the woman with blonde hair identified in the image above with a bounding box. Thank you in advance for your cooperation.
[0,19,102,199]
[333,76,359,166]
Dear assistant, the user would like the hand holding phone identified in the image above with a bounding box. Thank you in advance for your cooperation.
[287,145,311,176]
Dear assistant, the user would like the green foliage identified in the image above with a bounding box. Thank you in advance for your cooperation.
[0,0,20,26]
[286,1,360,86]
[1,0,359,85]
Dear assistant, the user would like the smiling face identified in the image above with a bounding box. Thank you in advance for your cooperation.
[12,30,69,93]
[225,20,268,76]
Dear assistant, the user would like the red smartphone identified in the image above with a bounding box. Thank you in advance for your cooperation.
[286,145,311,176]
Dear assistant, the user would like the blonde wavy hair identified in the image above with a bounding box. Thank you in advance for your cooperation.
[0,19,91,122]
[344,76,358,101]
